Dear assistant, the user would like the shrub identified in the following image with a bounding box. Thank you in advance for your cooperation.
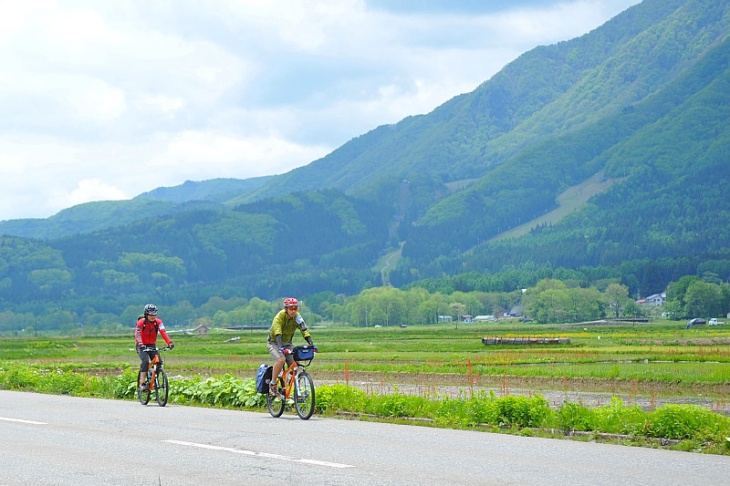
[557,402,594,432]
[592,398,646,435]
[174,374,264,408]
[644,404,730,441]
[316,384,367,413]
[434,393,476,426]
[365,391,435,418]
[110,369,140,399]
[0,364,41,389]
[492,394,551,428]
[35,368,86,395]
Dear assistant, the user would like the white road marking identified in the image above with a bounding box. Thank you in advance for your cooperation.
[0,417,47,425]
[165,440,355,469]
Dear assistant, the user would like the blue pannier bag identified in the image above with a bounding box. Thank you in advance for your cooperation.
[255,364,272,394]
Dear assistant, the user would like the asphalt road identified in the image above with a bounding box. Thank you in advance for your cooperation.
[1,390,728,485]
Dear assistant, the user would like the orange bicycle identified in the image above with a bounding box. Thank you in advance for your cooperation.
[137,345,171,407]
[267,345,316,420]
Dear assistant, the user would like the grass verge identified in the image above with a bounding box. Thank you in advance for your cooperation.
[2,362,729,455]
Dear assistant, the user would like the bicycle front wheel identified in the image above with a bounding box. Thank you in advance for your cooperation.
[155,368,169,407]
[266,377,285,418]
[294,371,315,420]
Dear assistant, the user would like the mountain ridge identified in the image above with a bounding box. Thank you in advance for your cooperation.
[0,0,728,320]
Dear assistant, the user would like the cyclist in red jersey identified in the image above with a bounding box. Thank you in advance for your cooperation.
[135,304,174,391]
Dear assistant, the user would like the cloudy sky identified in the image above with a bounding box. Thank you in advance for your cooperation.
[0,0,641,222]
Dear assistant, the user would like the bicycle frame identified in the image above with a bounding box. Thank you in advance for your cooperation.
[148,354,161,391]
[277,359,302,399]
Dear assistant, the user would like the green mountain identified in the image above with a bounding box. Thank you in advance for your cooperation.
[1,0,728,318]
[137,176,273,204]
[245,0,711,200]
[0,177,272,240]
[241,0,730,287]
[0,199,178,240]
[396,0,730,287]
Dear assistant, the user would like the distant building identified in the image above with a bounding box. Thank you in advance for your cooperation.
[190,324,209,335]
[438,315,453,323]
[473,315,496,322]
[638,292,666,306]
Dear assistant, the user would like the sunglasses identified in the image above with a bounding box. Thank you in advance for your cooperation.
[287,306,298,311]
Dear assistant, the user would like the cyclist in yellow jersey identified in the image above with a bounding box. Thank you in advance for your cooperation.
[267,297,316,395]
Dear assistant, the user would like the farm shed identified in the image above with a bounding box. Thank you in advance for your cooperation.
[482,337,570,345]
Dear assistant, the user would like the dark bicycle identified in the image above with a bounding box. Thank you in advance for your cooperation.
[137,345,171,407]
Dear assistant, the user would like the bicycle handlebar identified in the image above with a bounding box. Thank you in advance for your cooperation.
[138,345,172,352]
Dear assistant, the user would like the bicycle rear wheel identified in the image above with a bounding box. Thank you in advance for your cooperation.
[294,371,315,420]
[138,371,151,405]
[266,377,285,418]
[155,368,169,407]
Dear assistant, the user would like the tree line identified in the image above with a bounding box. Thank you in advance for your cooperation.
[2,272,727,335]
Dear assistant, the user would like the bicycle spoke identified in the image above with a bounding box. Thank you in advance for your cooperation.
[156,368,169,407]
[294,371,315,420]
[267,377,285,417]
[137,371,151,405]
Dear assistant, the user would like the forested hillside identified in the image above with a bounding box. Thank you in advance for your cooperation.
[0,0,729,328]
[395,31,730,291]
[48,190,386,304]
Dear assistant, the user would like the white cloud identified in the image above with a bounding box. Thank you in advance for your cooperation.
[65,77,128,121]
[150,130,331,178]
[136,95,185,118]
[55,178,129,209]
[0,0,642,221]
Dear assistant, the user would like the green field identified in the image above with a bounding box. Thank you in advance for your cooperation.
[3,320,730,454]
[3,319,729,397]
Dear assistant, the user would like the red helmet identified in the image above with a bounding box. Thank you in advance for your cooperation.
[283,297,298,308]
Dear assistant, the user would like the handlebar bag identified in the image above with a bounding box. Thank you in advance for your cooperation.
[294,347,314,361]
